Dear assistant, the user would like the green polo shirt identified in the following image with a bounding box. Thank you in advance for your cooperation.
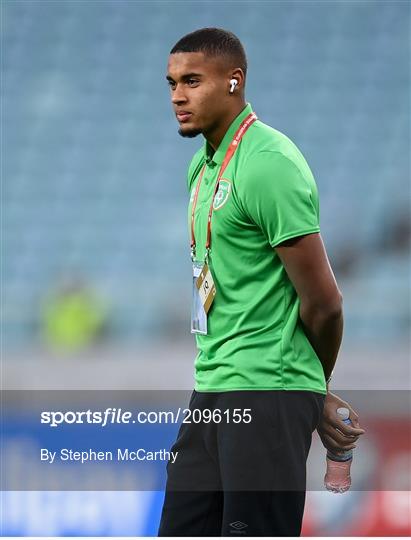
[187,103,326,394]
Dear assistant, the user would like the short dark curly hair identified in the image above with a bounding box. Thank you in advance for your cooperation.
[170,27,247,77]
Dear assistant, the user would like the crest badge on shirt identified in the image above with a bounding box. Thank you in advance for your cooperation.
[213,179,232,211]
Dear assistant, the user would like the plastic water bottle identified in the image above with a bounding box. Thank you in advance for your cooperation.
[324,407,353,493]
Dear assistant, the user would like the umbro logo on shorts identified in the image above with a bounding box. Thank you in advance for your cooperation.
[229,520,248,533]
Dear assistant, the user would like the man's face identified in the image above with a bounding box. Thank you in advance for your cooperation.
[167,52,231,138]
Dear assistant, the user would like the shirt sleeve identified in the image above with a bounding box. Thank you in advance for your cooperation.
[238,150,320,247]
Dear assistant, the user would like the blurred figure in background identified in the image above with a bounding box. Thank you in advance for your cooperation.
[41,274,108,354]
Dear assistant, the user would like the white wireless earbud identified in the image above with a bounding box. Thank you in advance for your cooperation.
[229,79,238,94]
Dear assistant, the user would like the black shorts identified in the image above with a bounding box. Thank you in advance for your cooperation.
[158,389,325,537]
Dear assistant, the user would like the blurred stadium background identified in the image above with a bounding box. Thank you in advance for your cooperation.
[2,0,410,536]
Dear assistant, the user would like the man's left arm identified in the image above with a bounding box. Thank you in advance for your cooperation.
[238,151,365,452]
[275,232,365,452]
[275,232,342,381]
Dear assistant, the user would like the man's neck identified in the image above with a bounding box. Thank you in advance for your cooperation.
[204,100,247,151]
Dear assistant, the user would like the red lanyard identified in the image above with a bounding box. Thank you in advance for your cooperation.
[190,112,257,261]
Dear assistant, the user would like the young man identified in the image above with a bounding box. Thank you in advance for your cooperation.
[159,28,365,536]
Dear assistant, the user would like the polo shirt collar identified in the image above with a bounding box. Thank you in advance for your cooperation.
[203,103,253,165]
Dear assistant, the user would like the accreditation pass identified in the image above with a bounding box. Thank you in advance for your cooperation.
[197,263,216,313]
[191,262,216,335]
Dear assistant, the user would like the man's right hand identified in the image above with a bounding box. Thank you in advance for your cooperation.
[317,391,366,455]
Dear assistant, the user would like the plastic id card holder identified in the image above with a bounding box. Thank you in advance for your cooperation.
[191,262,208,335]
[191,261,216,335]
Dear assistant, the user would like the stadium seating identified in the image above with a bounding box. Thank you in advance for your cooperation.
[3,1,409,347]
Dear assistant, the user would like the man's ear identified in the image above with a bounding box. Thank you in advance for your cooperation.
[229,68,245,92]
